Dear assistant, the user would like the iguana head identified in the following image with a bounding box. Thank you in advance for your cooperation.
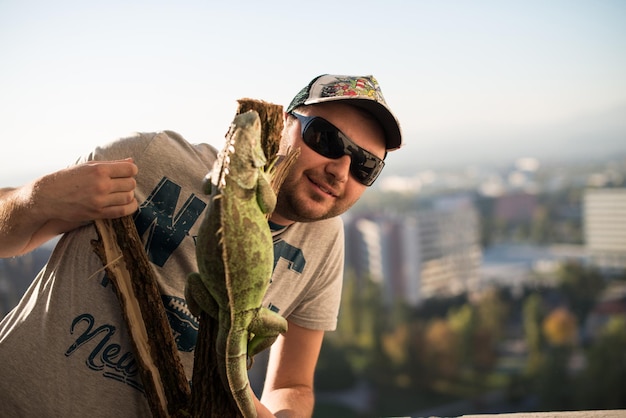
[211,110,266,191]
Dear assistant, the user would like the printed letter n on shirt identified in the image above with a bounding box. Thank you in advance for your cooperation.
[134,177,207,267]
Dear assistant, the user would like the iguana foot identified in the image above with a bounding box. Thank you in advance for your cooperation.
[185,272,219,319]
[247,307,288,360]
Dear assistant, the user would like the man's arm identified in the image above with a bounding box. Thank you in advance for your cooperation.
[0,159,138,258]
[256,321,324,418]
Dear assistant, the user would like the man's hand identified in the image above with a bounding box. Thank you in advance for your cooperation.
[34,159,139,222]
[0,158,138,257]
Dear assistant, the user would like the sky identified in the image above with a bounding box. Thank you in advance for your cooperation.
[1,0,625,186]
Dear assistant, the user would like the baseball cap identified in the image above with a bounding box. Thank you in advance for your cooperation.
[286,74,402,151]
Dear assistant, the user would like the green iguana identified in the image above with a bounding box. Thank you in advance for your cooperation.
[186,110,288,418]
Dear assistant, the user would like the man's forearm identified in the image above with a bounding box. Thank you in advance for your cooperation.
[260,386,315,418]
[1,160,139,258]
[0,185,47,257]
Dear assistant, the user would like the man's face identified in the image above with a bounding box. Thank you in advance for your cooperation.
[271,102,386,225]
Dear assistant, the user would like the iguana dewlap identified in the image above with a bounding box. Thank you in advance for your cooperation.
[186,110,288,418]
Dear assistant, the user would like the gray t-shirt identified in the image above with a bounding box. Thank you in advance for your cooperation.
[0,131,344,417]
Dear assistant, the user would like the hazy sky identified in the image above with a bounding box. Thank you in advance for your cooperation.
[1,0,625,185]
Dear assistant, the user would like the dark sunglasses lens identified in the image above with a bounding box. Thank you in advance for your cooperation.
[351,156,384,186]
[303,120,344,158]
[299,115,384,186]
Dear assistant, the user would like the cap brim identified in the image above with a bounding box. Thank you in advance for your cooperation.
[304,96,402,151]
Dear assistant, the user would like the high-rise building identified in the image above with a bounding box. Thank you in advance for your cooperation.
[584,188,626,273]
[344,194,482,306]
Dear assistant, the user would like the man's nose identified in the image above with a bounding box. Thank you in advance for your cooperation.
[325,155,351,183]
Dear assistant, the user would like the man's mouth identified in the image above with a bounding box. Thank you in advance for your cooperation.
[309,177,338,197]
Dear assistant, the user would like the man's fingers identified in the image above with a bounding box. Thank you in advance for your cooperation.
[85,159,138,179]
[111,161,139,178]
[104,190,137,207]
[109,177,137,193]
[98,198,139,219]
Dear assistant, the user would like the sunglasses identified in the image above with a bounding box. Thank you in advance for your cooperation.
[289,112,385,186]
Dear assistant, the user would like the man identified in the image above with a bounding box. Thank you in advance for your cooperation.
[0,74,402,417]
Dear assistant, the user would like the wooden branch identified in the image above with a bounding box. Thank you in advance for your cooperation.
[190,99,290,417]
[190,311,242,417]
[92,216,190,417]
[236,98,283,169]
[236,97,301,206]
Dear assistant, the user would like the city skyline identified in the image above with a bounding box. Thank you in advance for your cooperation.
[1,0,625,186]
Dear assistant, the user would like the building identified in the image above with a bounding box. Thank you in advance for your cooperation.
[417,195,482,298]
[493,192,538,223]
[583,188,626,273]
[344,194,482,306]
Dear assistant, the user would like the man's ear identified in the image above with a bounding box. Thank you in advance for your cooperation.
[278,113,297,155]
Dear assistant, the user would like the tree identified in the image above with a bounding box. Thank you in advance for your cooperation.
[542,306,578,347]
[474,287,509,342]
[423,319,459,380]
[557,261,605,323]
[315,341,357,391]
[535,345,575,410]
[577,317,626,409]
[523,292,545,375]
[448,303,475,367]
[535,306,578,410]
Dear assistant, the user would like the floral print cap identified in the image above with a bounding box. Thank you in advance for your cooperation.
[286,74,402,150]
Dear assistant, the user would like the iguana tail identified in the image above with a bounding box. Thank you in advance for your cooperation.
[220,318,256,418]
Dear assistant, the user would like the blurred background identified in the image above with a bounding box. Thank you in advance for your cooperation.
[1,1,625,416]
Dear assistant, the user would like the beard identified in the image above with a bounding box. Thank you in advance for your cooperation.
[273,169,356,223]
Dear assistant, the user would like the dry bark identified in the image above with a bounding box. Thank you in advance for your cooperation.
[236,98,301,206]
[92,216,190,417]
[236,98,284,169]
[189,311,242,417]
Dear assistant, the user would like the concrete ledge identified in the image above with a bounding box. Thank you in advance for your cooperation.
[462,410,626,418]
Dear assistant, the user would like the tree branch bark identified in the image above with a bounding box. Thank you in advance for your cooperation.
[92,216,191,417]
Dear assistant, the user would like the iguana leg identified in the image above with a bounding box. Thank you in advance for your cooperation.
[185,272,219,320]
[256,170,276,215]
[247,307,288,361]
